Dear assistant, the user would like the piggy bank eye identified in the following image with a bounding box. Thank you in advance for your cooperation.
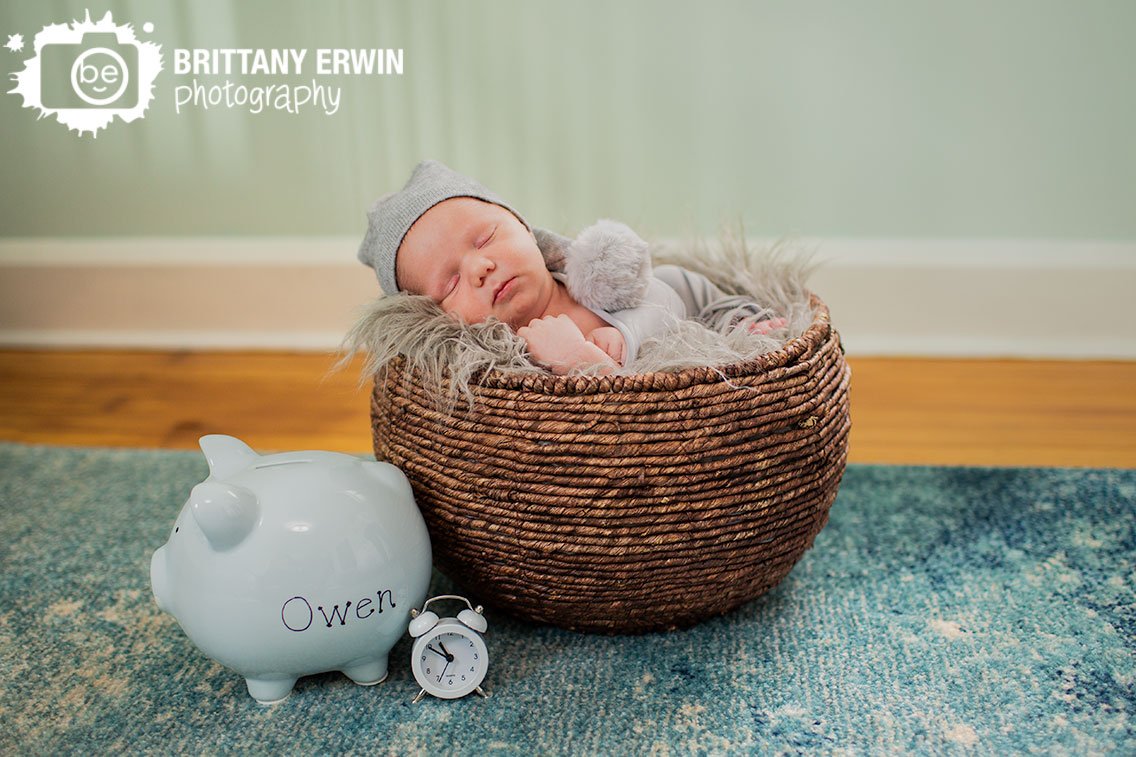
[174,526,180,534]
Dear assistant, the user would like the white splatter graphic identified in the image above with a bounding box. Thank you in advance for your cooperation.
[5,33,23,53]
[7,10,162,137]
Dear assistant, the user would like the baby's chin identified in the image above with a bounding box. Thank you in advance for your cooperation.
[498,305,534,331]
[496,293,541,331]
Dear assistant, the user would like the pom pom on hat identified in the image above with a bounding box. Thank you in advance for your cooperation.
[562,220,652,312]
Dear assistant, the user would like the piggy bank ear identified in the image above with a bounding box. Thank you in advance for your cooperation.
[199,435,259,479]
[189,481,259,551]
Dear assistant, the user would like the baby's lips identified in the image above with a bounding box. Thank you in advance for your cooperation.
[492,276,516,304]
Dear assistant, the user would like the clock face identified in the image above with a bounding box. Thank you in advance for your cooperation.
[413,624,488,699]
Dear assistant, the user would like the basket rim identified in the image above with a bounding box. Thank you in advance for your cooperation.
[385,292,836,396]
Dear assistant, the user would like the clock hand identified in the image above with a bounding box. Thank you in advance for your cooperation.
[426,644,448,660]
[438,641,454,661]
[437,657,451,683]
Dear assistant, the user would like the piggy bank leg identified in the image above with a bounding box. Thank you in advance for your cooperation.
[342,657,388,686]
[245,676,298,705]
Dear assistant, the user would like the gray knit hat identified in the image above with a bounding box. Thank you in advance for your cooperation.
[358,160,553,296]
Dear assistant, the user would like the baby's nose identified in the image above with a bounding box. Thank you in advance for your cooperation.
[467,254,495,284]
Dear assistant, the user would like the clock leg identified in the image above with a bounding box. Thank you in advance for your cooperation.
[412,688,427,704]
[474,686,490,699]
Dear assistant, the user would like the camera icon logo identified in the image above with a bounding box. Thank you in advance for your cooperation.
[41,32,138,109]
[9,10,162,137]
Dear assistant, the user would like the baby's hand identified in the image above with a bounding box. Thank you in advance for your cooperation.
[586,326,627,367]
[517,315,617,375]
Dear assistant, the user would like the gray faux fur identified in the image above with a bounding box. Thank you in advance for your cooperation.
[565,220,652,312]
[338,229,819,416]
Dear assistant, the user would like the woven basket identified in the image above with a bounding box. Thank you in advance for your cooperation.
[370,294,850,634]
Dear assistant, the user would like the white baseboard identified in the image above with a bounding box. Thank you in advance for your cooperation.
[1,237,1134,358]
[0,330,352,351]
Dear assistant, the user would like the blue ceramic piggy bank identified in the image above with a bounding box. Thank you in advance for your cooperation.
[150,435,432,704]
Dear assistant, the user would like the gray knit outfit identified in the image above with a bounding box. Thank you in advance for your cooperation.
[555,266,771,364]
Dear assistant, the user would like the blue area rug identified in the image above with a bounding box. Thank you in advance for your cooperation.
[0,443,1133,754]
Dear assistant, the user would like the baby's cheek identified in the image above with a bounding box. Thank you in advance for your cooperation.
[444,295,494,326]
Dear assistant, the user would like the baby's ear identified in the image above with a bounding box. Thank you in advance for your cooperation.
[533,227,573,272]
[563,220,652,312]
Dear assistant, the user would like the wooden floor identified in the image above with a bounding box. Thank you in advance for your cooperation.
[0,350,1133,468]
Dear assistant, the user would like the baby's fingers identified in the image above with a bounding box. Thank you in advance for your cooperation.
[748,317,788,335]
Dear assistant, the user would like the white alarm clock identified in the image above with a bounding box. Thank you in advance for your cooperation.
[408,595,490,703]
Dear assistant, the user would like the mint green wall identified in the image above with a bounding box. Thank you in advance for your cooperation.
[1,0,1133,240]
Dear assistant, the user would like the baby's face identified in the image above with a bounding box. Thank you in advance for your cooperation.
[395,197,554,329]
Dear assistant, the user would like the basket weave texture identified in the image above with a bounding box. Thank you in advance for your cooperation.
[371,295,851,633]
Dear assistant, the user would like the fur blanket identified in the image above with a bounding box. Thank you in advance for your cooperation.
[339,231,819,415]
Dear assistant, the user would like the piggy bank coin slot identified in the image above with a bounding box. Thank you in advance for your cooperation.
[254,459,313,469]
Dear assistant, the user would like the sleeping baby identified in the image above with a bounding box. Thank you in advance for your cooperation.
[357,160,784,375]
